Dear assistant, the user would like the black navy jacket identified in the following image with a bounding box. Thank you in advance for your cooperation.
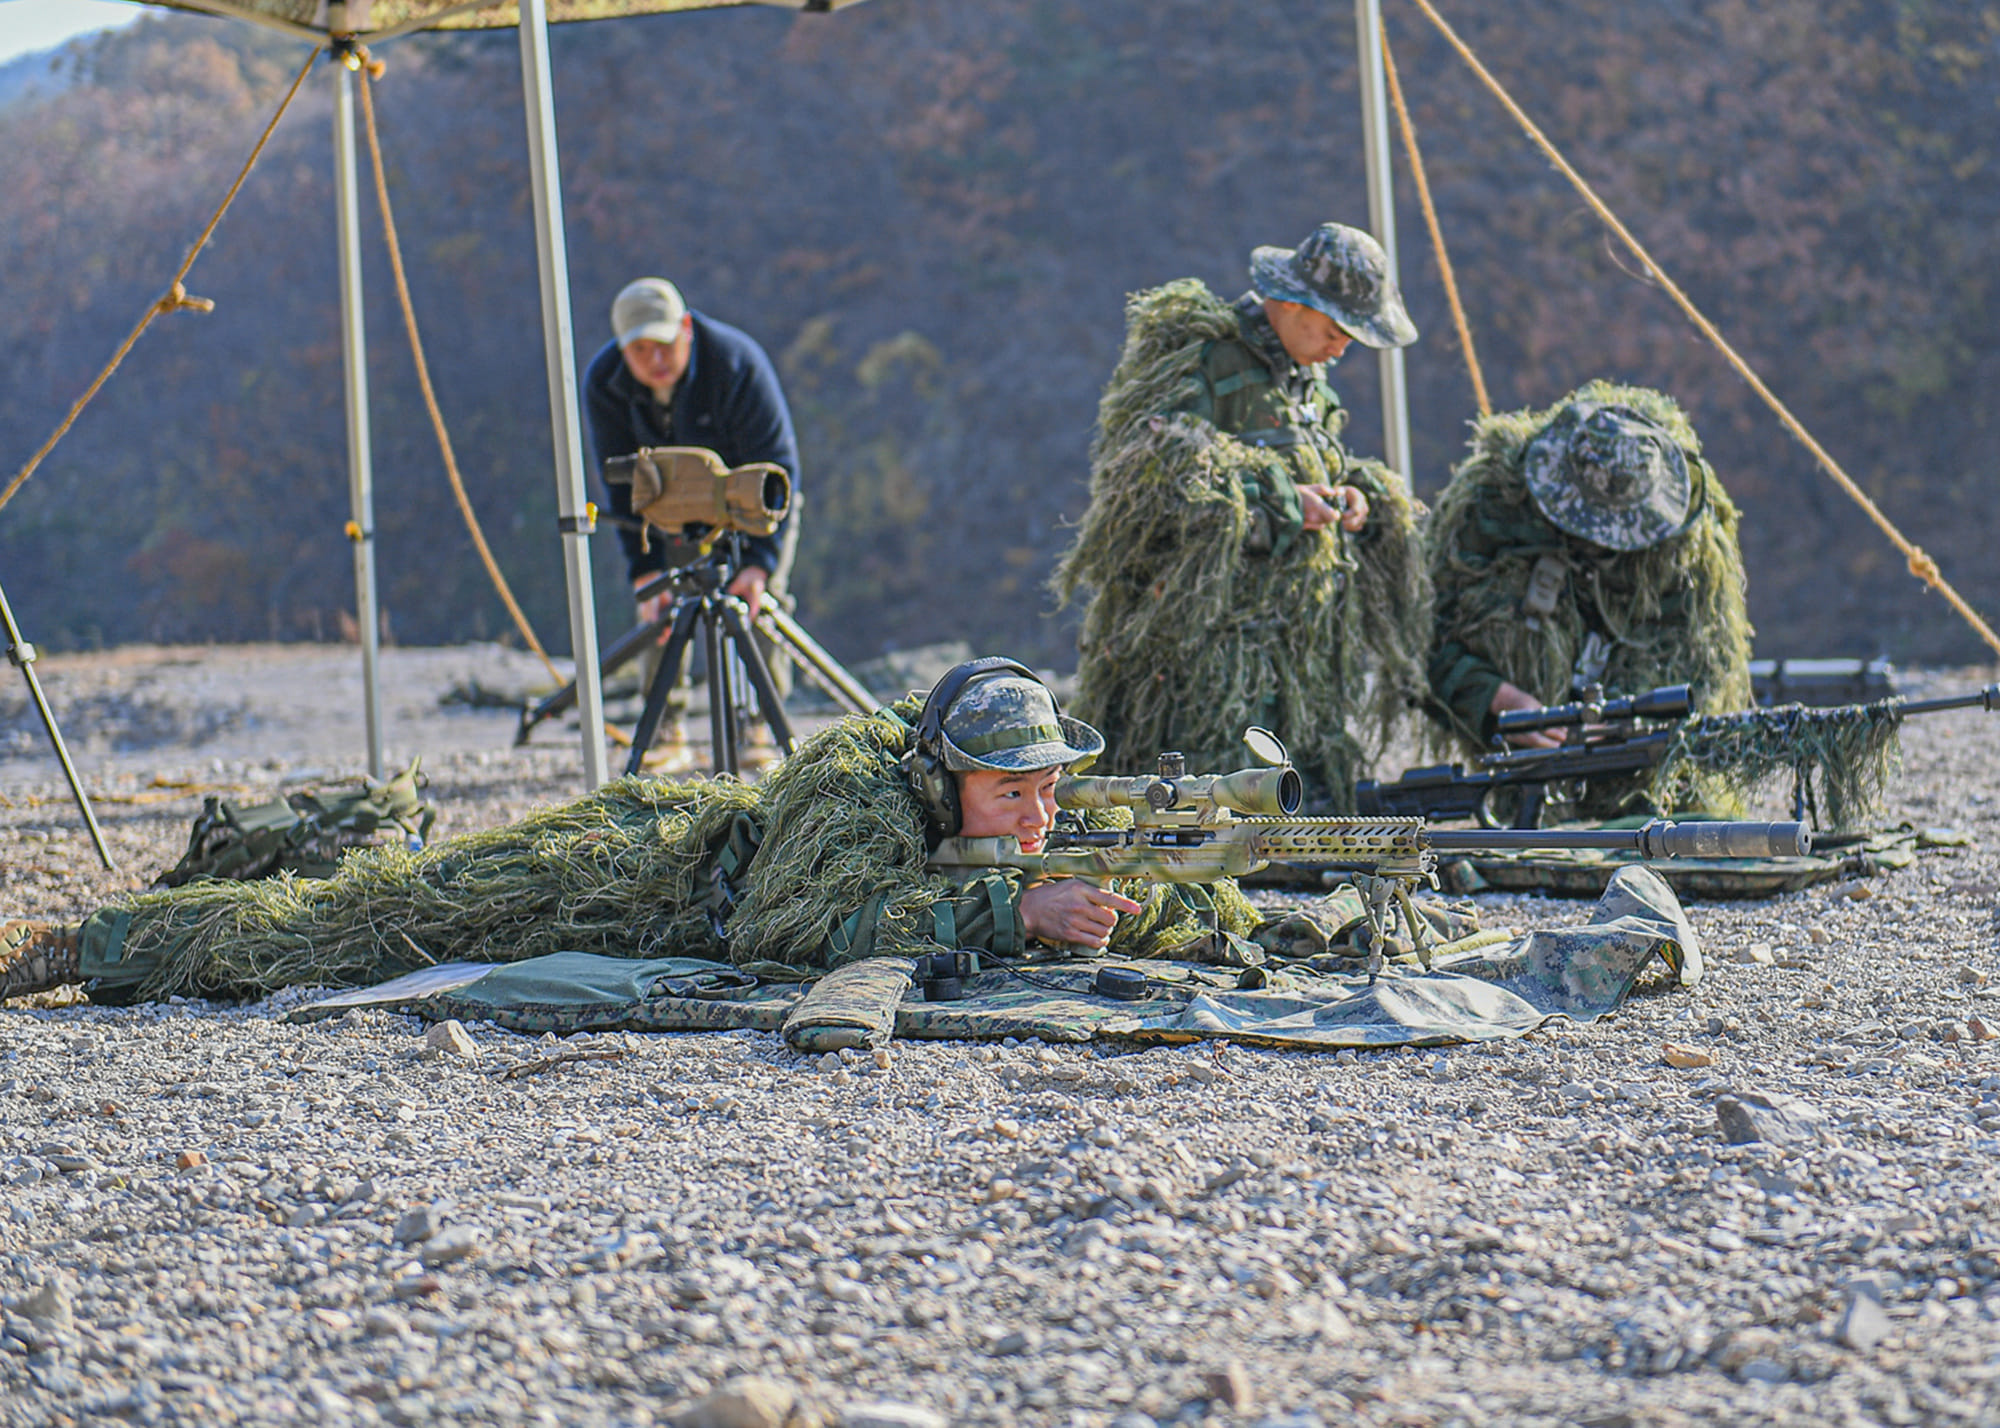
[582,311,799,579]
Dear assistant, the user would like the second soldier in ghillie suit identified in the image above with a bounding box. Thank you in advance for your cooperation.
[0,662,1379,1005]
[1426,382,1756,817]
[1054,223,1432,810]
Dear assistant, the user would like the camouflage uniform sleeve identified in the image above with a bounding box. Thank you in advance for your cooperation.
[1428,641,1507,747]
[1428,500,1518,746]
[821,869,1032,966]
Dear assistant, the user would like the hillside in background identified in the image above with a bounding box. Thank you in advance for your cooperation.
[1,0,1996,669]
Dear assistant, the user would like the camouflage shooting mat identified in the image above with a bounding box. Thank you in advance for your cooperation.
[1438,825,1969,899]
[290,867,1700,1051]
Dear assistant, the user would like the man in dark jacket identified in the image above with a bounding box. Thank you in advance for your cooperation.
[583,278,801,710]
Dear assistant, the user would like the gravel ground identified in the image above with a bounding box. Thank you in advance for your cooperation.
[3,645,1999,1428]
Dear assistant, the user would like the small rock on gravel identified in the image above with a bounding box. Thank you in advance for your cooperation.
[840,1404,945,1428]
[1836,1289,1892,1352]
[1716,1090,1824,1145]
[393,1204,443,1244]
[424,1018,480,1058]
[678,1376,803,1428]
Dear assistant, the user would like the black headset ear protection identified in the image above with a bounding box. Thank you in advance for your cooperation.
[903,656,1047,841]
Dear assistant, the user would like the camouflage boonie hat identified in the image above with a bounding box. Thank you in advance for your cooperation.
[938,673,1104,774]
[1523,401,1694,552]
[1249,222,1417,351]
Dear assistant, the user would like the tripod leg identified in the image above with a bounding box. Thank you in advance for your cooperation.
[703,602,737,777]
[0,586,115,871]
[626,601,701,777]
[756,605,880,714]
[517,613,668,746]
[720,601,796,755]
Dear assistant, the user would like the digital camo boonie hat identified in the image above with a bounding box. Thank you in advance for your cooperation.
[1522,401,1695,552]
[938,672,1104,774]
[1249,222,1417,351]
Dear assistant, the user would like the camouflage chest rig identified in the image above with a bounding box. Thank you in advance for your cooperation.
[1188,296,1350,555]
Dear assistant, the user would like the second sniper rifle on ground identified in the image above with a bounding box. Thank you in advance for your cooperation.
[1355,682,2000,829]
[929,731,1808,969]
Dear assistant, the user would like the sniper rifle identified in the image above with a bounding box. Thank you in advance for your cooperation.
[929,733,1807,969]
[1355,682,2000,828]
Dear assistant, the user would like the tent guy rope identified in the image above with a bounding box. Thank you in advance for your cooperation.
[0,45,323,517]
[352,49,632,745]
[353,51,563,683]
[1381,25,1489,419]
[1402,0,2000,659]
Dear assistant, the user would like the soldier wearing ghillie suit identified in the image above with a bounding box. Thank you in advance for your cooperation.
[0,661,1371,1005]
[1054,223,1432,810]
[1426,383,1754,816]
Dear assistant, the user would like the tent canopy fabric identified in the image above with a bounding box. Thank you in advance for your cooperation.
[147,0,867,45]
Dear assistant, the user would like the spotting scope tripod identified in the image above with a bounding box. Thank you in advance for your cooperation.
[517,536,880,777]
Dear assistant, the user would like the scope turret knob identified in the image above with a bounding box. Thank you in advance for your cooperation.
[1145,780,1177,811]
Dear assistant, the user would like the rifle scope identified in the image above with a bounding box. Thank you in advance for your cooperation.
[1057,763,1303,818]
[1493,683,1692,737]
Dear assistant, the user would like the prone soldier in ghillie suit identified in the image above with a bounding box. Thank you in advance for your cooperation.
[1054,223,1432,811]
[0,661,1383,1006]
[1426,382,1755,817]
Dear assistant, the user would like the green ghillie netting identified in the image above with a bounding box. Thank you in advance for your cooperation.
[1053,279,1429,805]
[1655,700,1904,832]
[108,699,1271,1000]
[123,774,751,1000]
[722,699,959,967]
[1428,381,1754,814]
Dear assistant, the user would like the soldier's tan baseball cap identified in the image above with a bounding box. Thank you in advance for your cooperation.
[612,278,688,347]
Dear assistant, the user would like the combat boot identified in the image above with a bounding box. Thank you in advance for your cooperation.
[0,920,83,1001]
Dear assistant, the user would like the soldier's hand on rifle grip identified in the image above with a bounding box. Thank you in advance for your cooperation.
[1020,878,1143,950]
[1490,682,1564,749]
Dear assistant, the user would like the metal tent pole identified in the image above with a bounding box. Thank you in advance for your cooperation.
[333,52,386,781]
[516,0,609,788]
[0,582,114,871]
[1354,0,1412,478]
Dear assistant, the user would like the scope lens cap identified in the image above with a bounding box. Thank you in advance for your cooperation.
[1093,966,1149,1001]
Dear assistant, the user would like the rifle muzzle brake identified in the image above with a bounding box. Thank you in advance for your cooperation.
[1637,820,1811,859]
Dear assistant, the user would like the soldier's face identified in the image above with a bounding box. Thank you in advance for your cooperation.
[1265,300,1355,365]
[620,320,693,394]
[956,768,1062,852]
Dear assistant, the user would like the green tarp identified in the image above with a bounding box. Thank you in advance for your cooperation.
[291,865,1702,1051]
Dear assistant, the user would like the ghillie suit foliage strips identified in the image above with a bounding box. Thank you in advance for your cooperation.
[1429,382,1759,813]
[106,702,1260,1000]
[1657,700,1904,832]
[1053,280,1429,804]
